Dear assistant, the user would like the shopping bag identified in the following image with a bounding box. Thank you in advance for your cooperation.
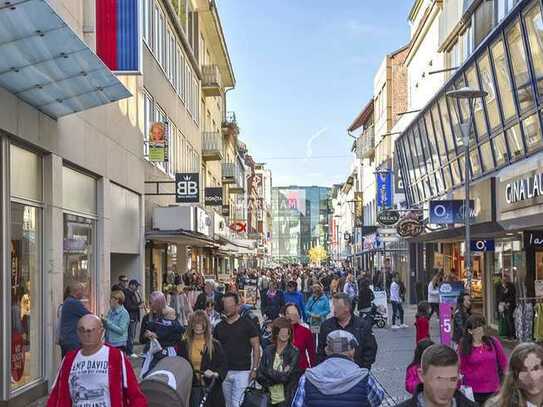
[240,381,270,407]
[459,385,474,401]
[149,338,163,354]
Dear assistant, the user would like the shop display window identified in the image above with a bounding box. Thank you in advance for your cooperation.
[63,214,95,311]
[10,203,41,391]
[494,238,526,321]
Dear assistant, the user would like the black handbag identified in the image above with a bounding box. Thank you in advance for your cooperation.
[240,381,270,407]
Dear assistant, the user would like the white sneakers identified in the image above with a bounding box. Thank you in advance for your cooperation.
[391,324,409,329]
[400,324,409,328]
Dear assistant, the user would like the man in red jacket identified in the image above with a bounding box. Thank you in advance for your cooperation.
[47,314,147,407]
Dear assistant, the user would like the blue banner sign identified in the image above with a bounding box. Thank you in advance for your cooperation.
[429,200,475,224]
[376,171,392,209]
[470,239,495,252]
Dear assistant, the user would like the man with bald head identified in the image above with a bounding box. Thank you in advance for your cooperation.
[48,314,147,407]
[59,283,90,358]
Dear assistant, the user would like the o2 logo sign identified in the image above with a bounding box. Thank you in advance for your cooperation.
[176,173,199,203]
[470,239,495,252]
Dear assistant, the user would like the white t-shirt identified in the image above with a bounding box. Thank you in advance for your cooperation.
[69,345,111,407]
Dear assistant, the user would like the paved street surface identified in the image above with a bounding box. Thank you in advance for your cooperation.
[371,305,440,403]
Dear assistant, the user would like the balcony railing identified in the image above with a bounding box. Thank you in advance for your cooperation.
[222,162,244,192]
[222,111,239,135]
[202,131,223,161]
[201,65,222,97]
[356,125,375,159]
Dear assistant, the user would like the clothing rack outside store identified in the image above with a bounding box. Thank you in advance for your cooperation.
[518,296,543,301]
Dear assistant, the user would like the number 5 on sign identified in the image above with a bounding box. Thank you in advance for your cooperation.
[443,318,451,333]
[439,303,454,345]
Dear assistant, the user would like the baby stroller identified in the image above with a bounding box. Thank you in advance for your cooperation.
[140,356,193,406]
[366,303,387,329]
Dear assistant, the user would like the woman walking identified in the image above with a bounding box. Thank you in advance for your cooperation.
[486,342,543,406]
[305,283,330,335]
[178,310,227,407]
[261,280,285,321]
[458,315,507,405]
[257,317,300,407]
[283,303,316,373]
[427,271,442,320]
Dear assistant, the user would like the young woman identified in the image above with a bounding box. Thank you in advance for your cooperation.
[103,290,130,352]
[487,343,543,407]
[427,271,442,319]
[453,293,472,345]
[405,338,434,394]
[283,303,316,373]
[415,301,430,344]
[178,310,227,407]
[257,317,300,407]
[261,280,285,321]
[458,315,508,405]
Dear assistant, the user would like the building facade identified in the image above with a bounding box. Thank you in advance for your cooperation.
[271,186,331,264]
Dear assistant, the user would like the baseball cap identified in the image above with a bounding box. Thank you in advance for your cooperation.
[129,279,140,286]
[326,330,359,354]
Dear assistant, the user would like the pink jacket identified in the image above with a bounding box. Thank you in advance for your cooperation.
[458,337,508,393]
[405,363,420,395]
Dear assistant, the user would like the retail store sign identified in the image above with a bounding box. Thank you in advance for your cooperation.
[204,187,223,206]
[195,207,211,236]
[176,173,199,203]
[524,231,543,249]
[396,218,424,237]
[377,210,400,226]
[470,239,495,252]
[429,200,475,224]
[499,169,543,214]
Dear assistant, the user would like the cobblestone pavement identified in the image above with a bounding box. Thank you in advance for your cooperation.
[371,304,441,404]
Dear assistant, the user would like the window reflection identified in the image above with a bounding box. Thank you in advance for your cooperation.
[522,113,543,153]
[491,39,516,121]
[479,140,494,173]
[470,148,482,178]
[506,20,535,112]
[431,106,448,163]
[443,166,453,190]
[524,3,543,98]
[477,52,501,131]
[466,66,488,138]
[506,124,525,160]
[451,160,462,186]
[448,94,464,150]
[439,97,457,156]
[492,132,509,167]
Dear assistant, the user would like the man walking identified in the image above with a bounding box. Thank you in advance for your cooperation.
[124,279,143,356]
[343,273,358,311]
[395,344,477,406]
[47,314,147,407]
[214,292,261,407]
[59,283,90,358]
[292,330,384,406]
[317,293,377,369]
[390,273,408,329]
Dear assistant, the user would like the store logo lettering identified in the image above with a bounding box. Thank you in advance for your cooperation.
[177,176,197,196]
[505,173,543,204]
[529,234,543,246]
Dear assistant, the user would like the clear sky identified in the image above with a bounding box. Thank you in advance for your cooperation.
[216,0,414,187]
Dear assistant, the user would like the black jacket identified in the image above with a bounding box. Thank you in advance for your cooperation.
[453,307,471,343]
[358,286,375,310]
[178,338,227,407]
[261,290,285,320]
[257,343,300,402]
[395,387,477,407]
[317,314,377,369]
[194,291,223,313]
[123,288,142,322]
[139,313,184,350]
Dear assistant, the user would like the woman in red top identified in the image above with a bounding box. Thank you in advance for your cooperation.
[415,301,430,344]
[283,303,316,371]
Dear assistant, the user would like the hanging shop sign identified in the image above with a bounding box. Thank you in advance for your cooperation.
[343,232,352,242]
[354,192,363,227]
[204,187,223,206]
[376,170,393,209]
[377,210,400,226]
[175,173,199,203]
[429,200,475,224]
[148,122,169,162]
[396,217,424,238]
[195,207,211,236]
[222,205,230,217]
[230,221,247,233]
[470,239,495,252]
[524,231,543,249]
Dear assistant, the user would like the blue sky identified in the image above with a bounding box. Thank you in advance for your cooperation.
[216,0,413,187]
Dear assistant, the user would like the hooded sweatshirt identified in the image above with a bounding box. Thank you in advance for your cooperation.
[291,356,383,407]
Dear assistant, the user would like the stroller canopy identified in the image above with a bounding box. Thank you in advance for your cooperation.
[140,356,193,406]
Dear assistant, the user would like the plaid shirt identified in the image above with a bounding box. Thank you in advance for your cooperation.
[291,372,384,407]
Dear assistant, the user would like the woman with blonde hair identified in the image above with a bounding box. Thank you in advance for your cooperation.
[486,342,543,406]
[178,310,227,407]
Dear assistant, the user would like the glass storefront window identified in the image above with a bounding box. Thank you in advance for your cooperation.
[524,2,543,98]
[470,148,482,178]
[448,90,465,150]
[492,132,509,167]
[443,166,453,190]
[522,113,543,153]
[451,159,462,186]
[491,39,517,122]
[439,96,457,157]
[466,65,489,138]
[435,170,445,193]
[506,123,525,160]
[506,20,536,113]
[477,52,501,131]
[479,140,495,173]
[63,214,95,311]
[430,106,449,164]
[10,203,41,391]
[418,121,436,171]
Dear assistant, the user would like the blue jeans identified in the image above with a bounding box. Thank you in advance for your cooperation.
[391,301,404,325]
[127,320,138,354]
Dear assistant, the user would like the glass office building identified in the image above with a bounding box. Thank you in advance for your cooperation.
[271,186,331,264]
[396,0,543,326]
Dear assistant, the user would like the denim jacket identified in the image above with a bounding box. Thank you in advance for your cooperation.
[105,305,130,347]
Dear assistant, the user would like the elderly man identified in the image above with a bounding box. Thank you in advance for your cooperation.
[291,330,384,406]
[48,314,147,407]
[59,283,90,358]
[194,280,223,313]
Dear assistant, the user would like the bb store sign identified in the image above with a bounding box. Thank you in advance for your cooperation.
[176,173,199,203]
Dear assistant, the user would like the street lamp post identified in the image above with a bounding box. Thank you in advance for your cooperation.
[446,87,487,295]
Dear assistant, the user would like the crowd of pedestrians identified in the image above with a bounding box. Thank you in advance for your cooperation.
[48,265,543,407]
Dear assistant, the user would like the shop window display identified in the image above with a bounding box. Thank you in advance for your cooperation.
[10,203,41,391]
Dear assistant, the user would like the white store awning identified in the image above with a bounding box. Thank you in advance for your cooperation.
[0,0,131,118]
